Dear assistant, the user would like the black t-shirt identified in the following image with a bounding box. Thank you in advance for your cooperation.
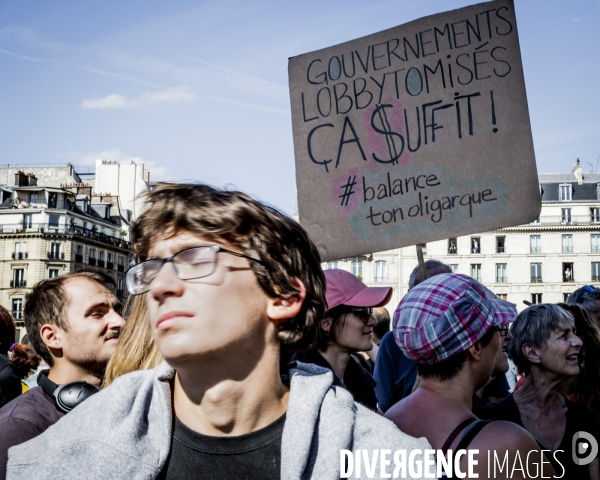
[488,394,600,480]
[0,386,64,478]
[158,413,285,480]
[293,350,378,410]
[0,356,20,409]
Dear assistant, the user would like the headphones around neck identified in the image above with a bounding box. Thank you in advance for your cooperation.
[37,370,100,413]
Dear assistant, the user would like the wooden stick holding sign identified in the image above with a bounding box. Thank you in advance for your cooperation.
[416,244,427,286]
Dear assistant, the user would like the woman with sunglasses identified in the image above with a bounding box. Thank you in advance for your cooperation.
[293,269,392,411]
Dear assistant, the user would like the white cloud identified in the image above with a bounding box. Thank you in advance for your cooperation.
[80,85,195,110]
[57,148,169,180]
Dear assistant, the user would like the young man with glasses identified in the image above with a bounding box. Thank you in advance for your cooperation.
[294,268,392,410]
[7,183,428,479]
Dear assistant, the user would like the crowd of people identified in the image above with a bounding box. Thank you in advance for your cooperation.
[0,182,599,479]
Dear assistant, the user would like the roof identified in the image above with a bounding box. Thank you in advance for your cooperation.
[538,172,600,184]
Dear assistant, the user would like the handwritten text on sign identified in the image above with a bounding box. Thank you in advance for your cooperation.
[289,0,540,261]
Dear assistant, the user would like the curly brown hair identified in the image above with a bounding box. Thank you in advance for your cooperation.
[131,183,326,353]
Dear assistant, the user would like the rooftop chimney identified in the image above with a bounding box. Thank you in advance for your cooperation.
[14,170,28,187]
[573,158,583,185]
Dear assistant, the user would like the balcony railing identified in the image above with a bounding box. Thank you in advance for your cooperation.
[75,254,83,263]
[524,215,600,226]
[10,280,26,288]
[11,310,23,320]
[117,264,124,272]
[531,276,543,283]
[107,262,114,270]
[563,277,574,282]
[562,246,574,254]
[98,260,106,268]
[0,223,131,249]
[47,252,64,260]
[11,252,28,259]
[496,247,505,253]
[89,258,96,266]
[530,246,542,254]
[592,276,600,282]
[116,289,124,298]
[496,276,507,283]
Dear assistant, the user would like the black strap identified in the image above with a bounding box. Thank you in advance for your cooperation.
[455,419,494,451]
[441,418,477,453]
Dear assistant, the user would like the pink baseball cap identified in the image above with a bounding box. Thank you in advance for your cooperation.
[324,269,392,310]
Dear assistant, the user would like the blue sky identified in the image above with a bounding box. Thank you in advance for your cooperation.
[0,0,598,214]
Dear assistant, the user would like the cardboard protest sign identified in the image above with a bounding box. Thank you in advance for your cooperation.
[289,0,540,261]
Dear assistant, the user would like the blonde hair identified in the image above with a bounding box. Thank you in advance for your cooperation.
[102,294,162,387]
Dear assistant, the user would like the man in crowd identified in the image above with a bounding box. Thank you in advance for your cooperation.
[568,285,600,325]
[7,184,428,479]
[374,260,452,411]
[385,273,555,478]
[0,270,125,479]
[371,307,390,346]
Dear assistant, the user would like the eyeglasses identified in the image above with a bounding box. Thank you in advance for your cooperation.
[343,307,373,323]
[126,246,263,295]
[493,325,509,337]
[574,285,600,304]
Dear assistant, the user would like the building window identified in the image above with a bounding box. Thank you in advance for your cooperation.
[12,269,25,288]
[495,263,507,283]
[531,293,543,304]
[30,192,38,204]
[351,260,363,279]
[470,264,481,282]
[561,208,572,224]
[13,242,27,260]
[471,237,480,254]
[326,261,338,270]
[563,293,571,302]
[23,214,32,229]
[592,208,600,224]
[559,184,572,201]
[563,262,574,282]
[530,263,542,283]
[496,294,508,300]
[375,260,387,282]
[448,238,457,254]
[48,214,60,227]
[49,242,61,259]
[530,235,541,254]
[562,234,573,254]
[76,245,83,255]
[530,216,541,225]
[449,264,458,273]
[11,298,23,320]
[48,269,59,278]
[496,236,505,254]
[117,255,124,272]
[89,248,96,265]
[592,234,600,254]
[593,262,600,282]
[107,252,113,263]
[99,251,105,261]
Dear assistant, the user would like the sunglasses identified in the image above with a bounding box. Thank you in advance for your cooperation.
[574,285,600,304]
[342,307,373,323]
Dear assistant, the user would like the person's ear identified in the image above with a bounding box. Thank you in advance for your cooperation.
[522,343,541,364]
[40,324,64,358]
[266,279,306,323]
[467,341,483,362]
[320,316,332,333]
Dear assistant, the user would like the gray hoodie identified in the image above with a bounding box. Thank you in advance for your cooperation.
[7,362,429,479]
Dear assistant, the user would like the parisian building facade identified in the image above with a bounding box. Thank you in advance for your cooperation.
[0,162,150,340]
